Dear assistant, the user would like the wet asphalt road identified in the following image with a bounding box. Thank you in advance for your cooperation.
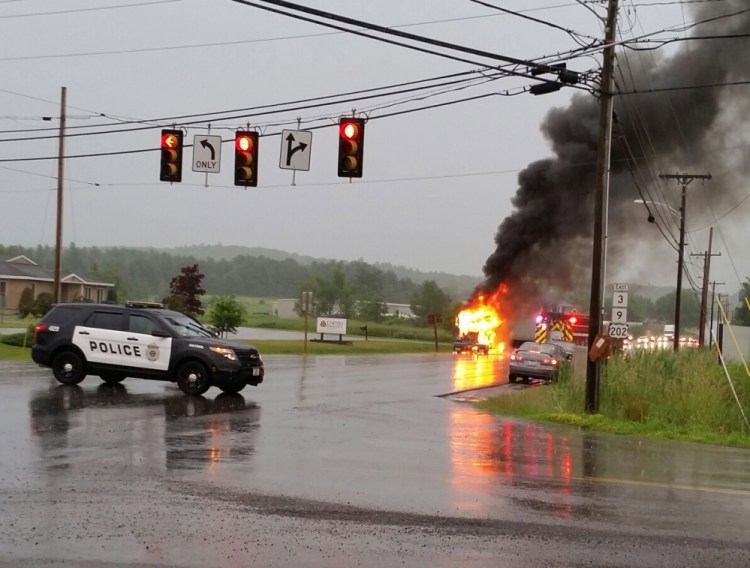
[2,354,750,567]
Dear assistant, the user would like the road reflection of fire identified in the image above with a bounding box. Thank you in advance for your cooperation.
[449,406,573,517]
[451,357,502,391]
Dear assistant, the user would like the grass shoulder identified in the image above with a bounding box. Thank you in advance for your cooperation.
[0,343,31,361]
[476,349,750,448]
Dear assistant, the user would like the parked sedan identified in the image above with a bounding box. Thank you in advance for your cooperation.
[508,341,565,384]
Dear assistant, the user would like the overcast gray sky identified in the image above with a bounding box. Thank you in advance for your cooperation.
[1,0,747,299]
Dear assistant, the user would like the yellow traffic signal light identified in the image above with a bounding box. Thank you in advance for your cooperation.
[234,131,259,187]
[159,129,183,183]
[337,117,365,178]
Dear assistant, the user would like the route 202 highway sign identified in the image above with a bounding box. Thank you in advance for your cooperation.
[608,322,629,339]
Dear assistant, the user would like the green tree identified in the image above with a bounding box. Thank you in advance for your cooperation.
[331,264,355,318]
[315,276,338,316]
[18,287,34,317]
[410,280,452,325]
[732,279,750,326]
[653,290,701,329]
[164,264,206,316]
[209,296,246,338]
[91,265,125,304]
[356,291,388,322]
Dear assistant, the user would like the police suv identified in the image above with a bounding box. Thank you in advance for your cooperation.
[32,302,264,395]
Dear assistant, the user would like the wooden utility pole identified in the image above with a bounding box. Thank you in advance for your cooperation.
[585,0,618,414]
[690,227,720,347]
[658,173,711,351]
[53,87,67,304]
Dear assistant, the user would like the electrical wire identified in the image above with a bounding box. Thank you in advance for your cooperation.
[0,0,183,19]
[0,3,602,63]
[0,69,490,135]
[0,71,509,142]
[0,89,505,163]
[466,0,601,45]
[228,0,584,88]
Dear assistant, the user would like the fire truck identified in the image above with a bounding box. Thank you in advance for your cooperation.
[510,305,590,348]
[534,310,590,345]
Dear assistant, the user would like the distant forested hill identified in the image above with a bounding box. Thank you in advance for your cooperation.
[1,244,481,303]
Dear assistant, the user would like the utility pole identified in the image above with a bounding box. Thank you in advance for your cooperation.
[658,173,711,351]
[708,280,725,347]
[585,0,618,414]
[53,87,67,304]
[690,227,720,347]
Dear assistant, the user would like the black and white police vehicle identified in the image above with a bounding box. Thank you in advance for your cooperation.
[31,302,264,395]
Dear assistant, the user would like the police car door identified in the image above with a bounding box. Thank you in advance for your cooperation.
[125,312,172,371]
[73,309,128,367]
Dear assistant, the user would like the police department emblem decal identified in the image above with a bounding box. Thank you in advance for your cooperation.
[146,343,160,361]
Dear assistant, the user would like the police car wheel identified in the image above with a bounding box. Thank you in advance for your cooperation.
[100,373,125,384]
[52,351,86,385]
[176,361,212,395]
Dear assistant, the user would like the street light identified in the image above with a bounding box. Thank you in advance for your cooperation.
[633,198,685,352]
[633,199,680,218]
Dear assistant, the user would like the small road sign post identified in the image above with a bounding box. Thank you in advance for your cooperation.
[192,135,222,173]
[279,130,312,171]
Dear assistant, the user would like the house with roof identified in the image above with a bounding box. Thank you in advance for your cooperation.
[0,254,115,316]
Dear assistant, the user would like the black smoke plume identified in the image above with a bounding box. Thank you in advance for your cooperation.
[478,1,750,315]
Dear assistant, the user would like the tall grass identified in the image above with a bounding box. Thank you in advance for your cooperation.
[600,350,748,436]
[478,349,750,447]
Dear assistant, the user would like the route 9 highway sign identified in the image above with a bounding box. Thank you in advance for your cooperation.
[608,322,629,339]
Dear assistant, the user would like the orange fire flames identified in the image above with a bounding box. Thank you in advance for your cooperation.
[456,286,509,355]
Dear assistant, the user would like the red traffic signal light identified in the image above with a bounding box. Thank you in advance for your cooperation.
[234,131,259,187]
[159,129,183,182]
[337,117,365,178]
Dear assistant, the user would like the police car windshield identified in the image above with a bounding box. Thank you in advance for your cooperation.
[163,315,214,338]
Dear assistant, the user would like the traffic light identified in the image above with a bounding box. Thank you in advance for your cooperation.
[337,117,365,178]
[234,131,259,187]
[159,129,183,182]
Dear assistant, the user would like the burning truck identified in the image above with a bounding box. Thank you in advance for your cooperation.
[453,284,590,355]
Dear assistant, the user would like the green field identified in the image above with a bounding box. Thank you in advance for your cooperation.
[245,339,449,355]
[0,343,31,361]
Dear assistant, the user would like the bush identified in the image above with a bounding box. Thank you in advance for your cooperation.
[1,332,32,347]
[32,292,53,317]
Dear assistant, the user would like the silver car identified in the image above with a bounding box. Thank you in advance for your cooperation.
[508,341,565,384]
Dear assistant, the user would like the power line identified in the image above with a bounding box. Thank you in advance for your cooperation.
[0,69,488,135]
[0,164,529,193]
[0,0,183,19]
[622,32,750,51]
[0,71,509,142]
[0,4,595,63]
[0,89,504,163]
[229,0,584,88]
[617,80,750,95]
[467,0,601,45]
